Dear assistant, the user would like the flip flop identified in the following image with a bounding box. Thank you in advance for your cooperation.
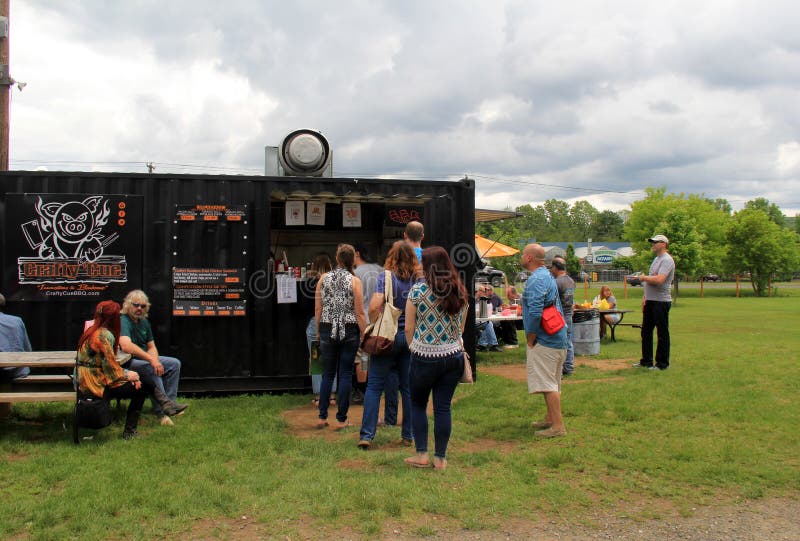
[315,420,329,429]
[404,456,432,468]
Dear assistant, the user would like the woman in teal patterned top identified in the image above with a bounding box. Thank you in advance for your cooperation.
[404,246,468,470]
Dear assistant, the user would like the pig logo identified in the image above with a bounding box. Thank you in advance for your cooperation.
[32,196,113,262]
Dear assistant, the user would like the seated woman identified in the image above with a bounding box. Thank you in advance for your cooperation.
[596,285,621,338]
[76,300,188,439]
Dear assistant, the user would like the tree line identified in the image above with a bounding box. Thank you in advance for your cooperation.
[476,189,800,296]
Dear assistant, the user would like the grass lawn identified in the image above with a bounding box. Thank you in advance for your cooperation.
[2,285,799,539]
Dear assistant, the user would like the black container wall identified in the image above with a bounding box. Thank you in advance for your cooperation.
[1,171,476,393]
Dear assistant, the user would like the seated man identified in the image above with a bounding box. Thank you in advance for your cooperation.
[118,290,186,426]
[477,321,503,352]
[0,293,32,382]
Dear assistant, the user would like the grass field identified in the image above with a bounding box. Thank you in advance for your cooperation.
[1,285,799,539]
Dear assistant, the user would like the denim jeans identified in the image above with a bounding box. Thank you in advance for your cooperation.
[563,321,575,374]
[319,323,359,422]
[382,369,399,425]
[359,331,411,442]
[124,356,181,416]
[477,322,499,347]
[641,300,671,369]
[409,351,463,459]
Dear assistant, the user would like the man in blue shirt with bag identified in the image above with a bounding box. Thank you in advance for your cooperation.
[521,244,569,438]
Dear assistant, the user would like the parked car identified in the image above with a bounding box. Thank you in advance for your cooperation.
[702,273,721,282]
[475,266,506,287]
[626,272,644,286]
[571,271,591,284]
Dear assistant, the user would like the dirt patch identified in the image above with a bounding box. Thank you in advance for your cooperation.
[479,356,637,383]
[2,453,29,463]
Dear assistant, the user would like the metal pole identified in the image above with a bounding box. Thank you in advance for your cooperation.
[0,0,10,171]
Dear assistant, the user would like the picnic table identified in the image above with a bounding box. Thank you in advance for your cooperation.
[0,351,130,413]
[598,309,634,342]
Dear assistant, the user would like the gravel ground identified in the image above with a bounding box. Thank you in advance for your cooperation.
[388,496,800,541]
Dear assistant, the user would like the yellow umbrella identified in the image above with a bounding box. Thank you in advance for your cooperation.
[475,234,519,258]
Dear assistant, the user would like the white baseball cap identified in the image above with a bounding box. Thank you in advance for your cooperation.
[648,234,669,244]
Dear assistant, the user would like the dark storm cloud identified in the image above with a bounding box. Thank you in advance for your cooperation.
[15,1,800,213]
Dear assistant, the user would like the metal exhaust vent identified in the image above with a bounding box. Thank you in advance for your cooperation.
[277,129,332,177]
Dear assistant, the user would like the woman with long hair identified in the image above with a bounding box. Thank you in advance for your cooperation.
[404,246,469,470]
[76,301,188,439]
[314,244,367,429]
[596,285,620,338]
[358,241,421,449]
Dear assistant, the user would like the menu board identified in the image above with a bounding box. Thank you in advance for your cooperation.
[176,204,247,222]
[172,267,247,316]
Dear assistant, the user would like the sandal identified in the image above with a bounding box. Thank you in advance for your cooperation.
[315,419,329,429]
[335,420,351,431]
[404,456,432,468]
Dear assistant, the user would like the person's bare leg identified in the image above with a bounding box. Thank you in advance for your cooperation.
[544,391,564,431]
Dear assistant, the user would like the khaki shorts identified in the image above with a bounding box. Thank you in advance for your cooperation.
[526,343,567,394]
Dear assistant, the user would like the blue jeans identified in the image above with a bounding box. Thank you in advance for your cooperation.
[409,351,463,459]
[307,317,337,394]
[382,369,399,425]
[359,331,411,442]
[319,323,359,422]
[563,321,575,374]
[478,323,499,347]
[124,356,181,416]
[0,366,30,382]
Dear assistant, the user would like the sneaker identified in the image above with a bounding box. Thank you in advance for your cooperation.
[489,345,504,352]
[159,415,174,427]
[535,427,566,438]
[121,428,138,440]
[649,366,668,371]
[562,371,573,377]
[351,390,365,405]
[531,420,552,429]
[476,345,488,351]
[632,362,652,368]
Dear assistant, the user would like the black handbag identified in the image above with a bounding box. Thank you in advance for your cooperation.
[75,394,113,430]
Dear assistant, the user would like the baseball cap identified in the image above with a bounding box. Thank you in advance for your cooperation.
[648,234,669,244]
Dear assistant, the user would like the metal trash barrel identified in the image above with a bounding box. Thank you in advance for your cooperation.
[572,309,600,355]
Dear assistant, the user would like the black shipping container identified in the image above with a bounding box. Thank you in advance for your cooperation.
[1,171,477,393]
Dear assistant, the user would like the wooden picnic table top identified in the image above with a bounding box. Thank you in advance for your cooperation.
[0,351,130,368]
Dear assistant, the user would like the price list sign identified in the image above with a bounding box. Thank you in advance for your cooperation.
[176,204,247,222]
[172,267,246,316]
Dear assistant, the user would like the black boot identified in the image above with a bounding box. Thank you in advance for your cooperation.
[153,386,189,417]
[122,410,140,440]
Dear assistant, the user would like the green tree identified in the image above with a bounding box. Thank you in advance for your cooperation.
[744,197,785,227]
[569,200,598,240]
[726,209,800,296]
[593,210,624,241]
[656,207,703,299]
[565,243,581,276]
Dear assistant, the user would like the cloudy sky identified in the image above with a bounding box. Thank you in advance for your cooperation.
[8,1,800,215]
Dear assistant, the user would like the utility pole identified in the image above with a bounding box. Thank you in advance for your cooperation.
[0,0,11,170]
